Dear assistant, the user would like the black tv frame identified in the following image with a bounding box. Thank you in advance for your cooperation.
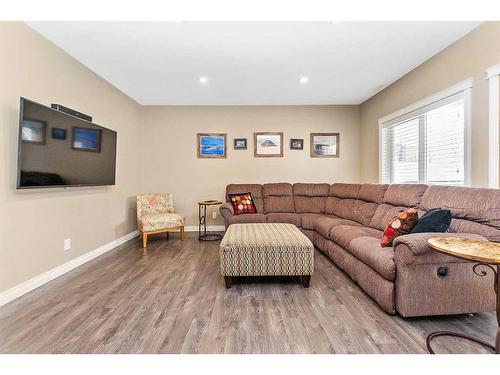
[17,97,117,189]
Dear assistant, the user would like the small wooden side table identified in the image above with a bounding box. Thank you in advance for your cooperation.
[198,200,223,241]
[427,237,500,354]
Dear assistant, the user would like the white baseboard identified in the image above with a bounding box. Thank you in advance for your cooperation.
[0,230,139,308]
[184,225,225,232]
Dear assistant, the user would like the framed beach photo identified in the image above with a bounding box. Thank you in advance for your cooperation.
[72,127,102,152]
[233,138,247,150]
[254,132,283,157]
[310,133,340,158]
[22,118,46,145]
[197,133,227,158]
[290,138,304,150]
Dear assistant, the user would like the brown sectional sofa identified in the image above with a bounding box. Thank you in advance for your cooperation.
[220,182,499,317]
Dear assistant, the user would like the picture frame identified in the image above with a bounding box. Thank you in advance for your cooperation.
[72,127,102,152]
[290,138,304,150]
[254,132,283,157]
[197,133,227,158]
[51,127,67,140]
[21,118,46,145]
[233,138,247,150]
[310,133,340,158]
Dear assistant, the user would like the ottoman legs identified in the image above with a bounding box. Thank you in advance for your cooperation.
[224,276,232,289]
[223,275,311,289]
[301,275,311,288]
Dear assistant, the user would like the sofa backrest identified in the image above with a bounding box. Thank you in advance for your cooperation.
[263,183,295,213]
[420,186,500,242]
[369,184,428,230]
[226,184,264,213]
[325,183,388,226]
[293,183,330,213]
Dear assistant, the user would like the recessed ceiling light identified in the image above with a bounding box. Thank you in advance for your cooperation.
[199,76,208,84]
[299,76,309,84]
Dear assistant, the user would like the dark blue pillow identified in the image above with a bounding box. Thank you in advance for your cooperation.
[411,208,452,233]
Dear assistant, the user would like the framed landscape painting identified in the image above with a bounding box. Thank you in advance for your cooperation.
[254,132,283,157]
[72,127,101,152]
[310,133,339,158]
[197,133,227,158]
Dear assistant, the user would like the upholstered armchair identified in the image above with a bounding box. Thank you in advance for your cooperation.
[136,193,185,248]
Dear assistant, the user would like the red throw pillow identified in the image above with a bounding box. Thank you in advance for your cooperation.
[228,192,257,215]
[380,208,418,247]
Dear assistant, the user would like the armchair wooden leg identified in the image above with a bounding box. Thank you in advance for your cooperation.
[180,226,185,241]
[142,232,148,248]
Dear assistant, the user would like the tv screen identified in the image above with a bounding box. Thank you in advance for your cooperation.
[17,98,117,189]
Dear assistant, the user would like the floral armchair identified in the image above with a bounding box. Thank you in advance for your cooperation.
[136,193,185,248]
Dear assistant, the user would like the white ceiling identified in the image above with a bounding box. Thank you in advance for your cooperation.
[27,21,480,105]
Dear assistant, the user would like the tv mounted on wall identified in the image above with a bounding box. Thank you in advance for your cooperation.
[17,97,117,189]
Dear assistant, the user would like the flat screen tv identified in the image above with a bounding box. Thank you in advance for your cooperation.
[17,98,117,189]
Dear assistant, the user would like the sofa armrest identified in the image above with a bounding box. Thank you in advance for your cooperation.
[393,232,488,267]
[219,202,234,220]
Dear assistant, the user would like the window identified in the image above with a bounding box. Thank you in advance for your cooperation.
[380,82,471,186]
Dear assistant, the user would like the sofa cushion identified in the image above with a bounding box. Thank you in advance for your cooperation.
[228,213,267,225]
[313,216,362,238]
[328,183,361,199]
[449,218,500,242]
[347,237,396,281]
[369,204,408,231]
[380,208,418,247]
[300,213,325,230]
[358,184,388,204]
[266,213,302,227]
[329,224,382,248]
[293,183,330,213]
[383,184,428,207]
[226,184,264,213]
[263,183,295,213]
[228,192,257,215]
[420,185,500,241]
[411,208,452,233]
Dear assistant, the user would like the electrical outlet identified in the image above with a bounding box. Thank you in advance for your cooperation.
[64,238,71,251]
[212,212,217,219]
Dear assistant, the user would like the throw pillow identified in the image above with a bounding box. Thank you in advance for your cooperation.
[411,208,452,234]
[228,192,257,215]
[381,208,419,247]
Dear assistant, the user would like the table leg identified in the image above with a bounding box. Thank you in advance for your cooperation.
[496,265,499,353]
[426,263,498,354]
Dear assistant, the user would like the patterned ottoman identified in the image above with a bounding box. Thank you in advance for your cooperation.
[219,223,314,288]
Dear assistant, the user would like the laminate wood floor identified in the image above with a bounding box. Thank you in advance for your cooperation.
[0,233,496,354]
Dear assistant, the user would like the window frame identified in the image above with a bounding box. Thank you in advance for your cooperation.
[378,79,472,186]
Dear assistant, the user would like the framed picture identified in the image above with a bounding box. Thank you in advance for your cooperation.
[197,133,227,158]
[310,133,340,158]
[21,118,46,145]
[254,132,283,157]
[233,138,247,150]
[290,138,304,150]
[72,127,102,152]
[51,128,67,140]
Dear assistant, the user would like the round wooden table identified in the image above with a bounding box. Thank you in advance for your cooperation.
[427,237,500,354]
[198,200,223,241]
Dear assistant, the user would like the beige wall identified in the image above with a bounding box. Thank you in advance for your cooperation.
[140,105,361,226]
[360,22,500,186]
[3,20,498,295]
[0,22,142,292]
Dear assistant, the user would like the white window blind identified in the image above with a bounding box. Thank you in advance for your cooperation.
[380,91,468,186]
